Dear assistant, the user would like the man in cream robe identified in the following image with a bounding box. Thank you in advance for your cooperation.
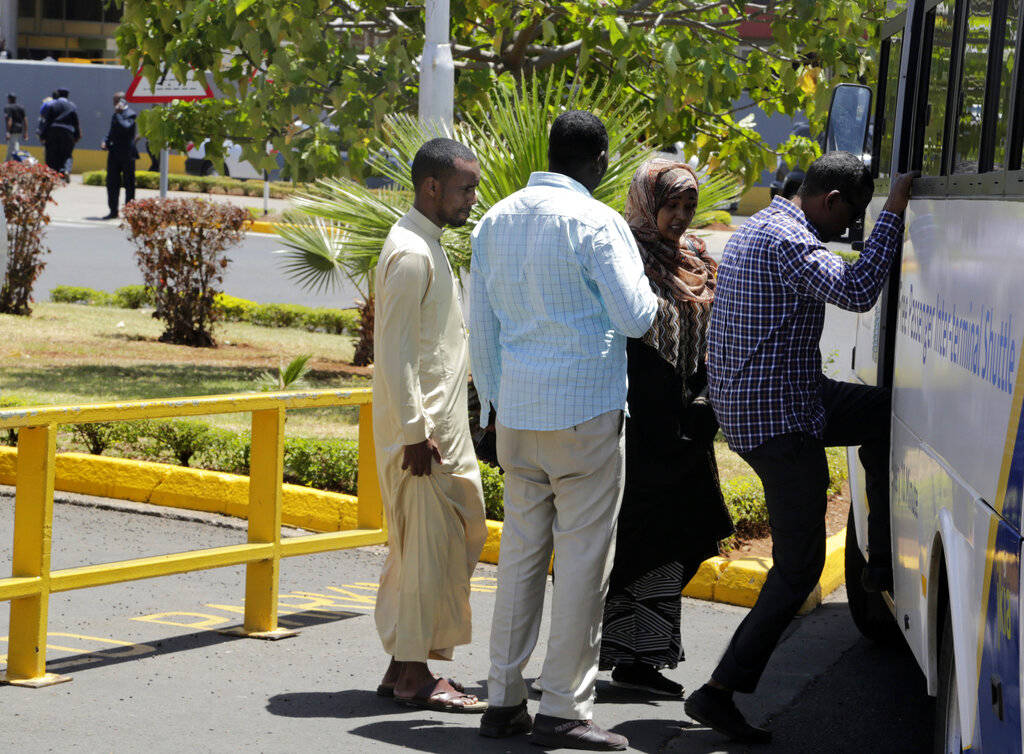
[373,138,488,710]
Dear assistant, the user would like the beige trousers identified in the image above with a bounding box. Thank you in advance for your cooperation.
[488,410,625,720]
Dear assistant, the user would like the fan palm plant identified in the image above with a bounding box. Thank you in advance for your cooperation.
[277,70,740,365]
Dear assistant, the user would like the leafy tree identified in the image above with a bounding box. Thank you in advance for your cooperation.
[277,71,741,363]
[117,0,885,183]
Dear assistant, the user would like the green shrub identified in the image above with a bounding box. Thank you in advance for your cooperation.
[283,437,358,494]
[826,446,848,496]
[50,285,112,306]
[69,422,124,455]
[249,303,305,329]
[212,293,359,335]
[479,461,505,521]
[113,285,153,309]
[150,419,214,466]
[84,170,299,199]
[213,293,256,322]
[122,198,248,347]
[193,427,251,475]
[304,308,359,335]
[722,475,770,539]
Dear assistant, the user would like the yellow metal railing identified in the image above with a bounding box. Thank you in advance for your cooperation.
[0,388,384,687]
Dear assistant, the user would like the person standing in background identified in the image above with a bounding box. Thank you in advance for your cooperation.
[38,88,80,179]
[101,91,138,220]
[4,94,27,162]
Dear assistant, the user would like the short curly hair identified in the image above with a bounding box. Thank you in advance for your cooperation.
[411,138,477,190]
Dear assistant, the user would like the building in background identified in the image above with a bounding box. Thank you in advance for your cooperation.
[1,0,121,61]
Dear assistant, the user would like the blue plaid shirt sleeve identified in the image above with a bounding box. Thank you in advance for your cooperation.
[582,217,658,338]
[775,209,904,313]
[468,242,501,424]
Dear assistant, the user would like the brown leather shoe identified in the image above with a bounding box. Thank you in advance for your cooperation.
[479,699,532,738]
[529,714,628,750]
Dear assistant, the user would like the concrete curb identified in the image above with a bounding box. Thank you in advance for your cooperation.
[247,220,281,235]
[0,447,846,608]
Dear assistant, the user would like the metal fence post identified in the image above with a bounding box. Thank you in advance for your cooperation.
[225,407,296,639]
[4,424,70,686]
[357,403,383,531]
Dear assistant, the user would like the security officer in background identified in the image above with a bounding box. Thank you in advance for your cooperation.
[101,91,138,220]
[38,87,80,180]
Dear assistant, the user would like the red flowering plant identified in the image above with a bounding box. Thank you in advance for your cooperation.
[0,162,62,315]
[121,198,248,347]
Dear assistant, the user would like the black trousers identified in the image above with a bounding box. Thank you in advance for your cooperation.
[712,378,891,693]
[106,155,136,212]
[43,129,75,176]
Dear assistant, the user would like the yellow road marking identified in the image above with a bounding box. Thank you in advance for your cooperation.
[132,612,232,629]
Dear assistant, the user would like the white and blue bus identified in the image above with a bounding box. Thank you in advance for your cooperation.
[832,0,1024,749]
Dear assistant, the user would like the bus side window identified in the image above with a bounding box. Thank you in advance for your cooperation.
[991,0,1021,170]
[875,32,904,179]
[917,2,958,175]
[951,1,994,174]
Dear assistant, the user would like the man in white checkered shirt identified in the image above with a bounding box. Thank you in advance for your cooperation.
[469,110,657,751]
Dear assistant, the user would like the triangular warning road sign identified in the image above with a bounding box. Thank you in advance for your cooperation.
[126,69,214,103]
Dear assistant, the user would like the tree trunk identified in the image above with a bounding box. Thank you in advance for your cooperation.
[352,295,374,366]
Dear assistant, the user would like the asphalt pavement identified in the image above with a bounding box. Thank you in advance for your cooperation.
[35,221,359,309]
[0,489,932,753]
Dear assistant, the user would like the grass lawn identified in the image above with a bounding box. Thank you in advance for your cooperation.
[0,303,368,441]
[1,302,756,478]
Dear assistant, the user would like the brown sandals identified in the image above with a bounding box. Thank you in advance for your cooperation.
[394,677,488,713]
[376,676,467,698]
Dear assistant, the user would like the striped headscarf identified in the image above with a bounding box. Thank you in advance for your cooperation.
[624,158,717,377]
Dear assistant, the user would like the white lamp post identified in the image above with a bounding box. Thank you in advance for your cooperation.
[419,0,454,132]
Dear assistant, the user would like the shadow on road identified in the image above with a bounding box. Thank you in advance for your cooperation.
[35,609,362,678]
[754,635,934,753]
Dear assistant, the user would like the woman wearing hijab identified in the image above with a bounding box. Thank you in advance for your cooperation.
[600,159,734,696]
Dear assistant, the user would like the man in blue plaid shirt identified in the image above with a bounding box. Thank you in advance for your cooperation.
[684,153,916,744]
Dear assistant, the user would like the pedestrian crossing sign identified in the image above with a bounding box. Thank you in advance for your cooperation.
[125,69,213,103]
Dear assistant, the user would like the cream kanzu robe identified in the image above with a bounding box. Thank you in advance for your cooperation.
[372,207,487,662]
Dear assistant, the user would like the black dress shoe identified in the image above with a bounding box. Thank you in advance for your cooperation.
[101,212,118,220]
[684,685,772,745]
[479,699,532,738]
[611,663,684,697]
[529,714,628,751]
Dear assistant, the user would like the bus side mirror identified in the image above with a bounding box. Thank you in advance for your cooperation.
[825,84,873,163]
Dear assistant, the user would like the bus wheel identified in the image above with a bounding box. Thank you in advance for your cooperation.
[845,508,900,644]
[933,605,962,753]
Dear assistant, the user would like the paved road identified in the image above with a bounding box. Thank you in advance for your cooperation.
[36,221,360,309]
[0,490,931,752]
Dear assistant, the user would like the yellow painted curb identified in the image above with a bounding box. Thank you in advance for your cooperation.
[0,447,360,534]
[247,220,282,235]
[681,528,847,611]
[0,446,847,609]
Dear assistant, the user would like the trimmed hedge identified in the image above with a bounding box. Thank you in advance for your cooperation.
[51,284,153,309]
[82,170,299,199]
[214,294,360,335]
[48,286,360,336]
